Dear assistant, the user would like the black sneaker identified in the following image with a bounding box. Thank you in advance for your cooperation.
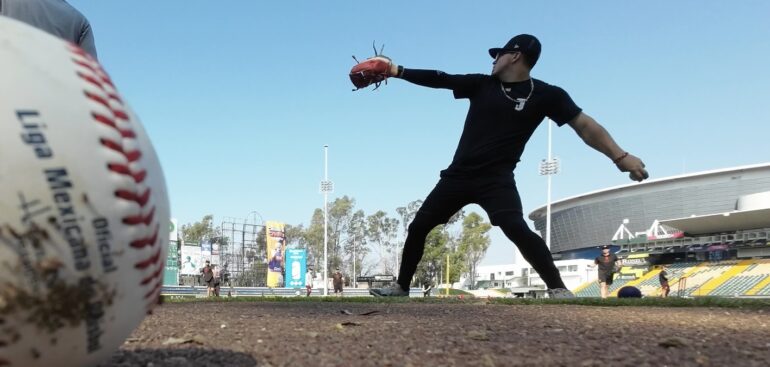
[547,288,575,298]
[369,284,408,297]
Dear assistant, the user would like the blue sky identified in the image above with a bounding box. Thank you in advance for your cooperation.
[69,1,770,266]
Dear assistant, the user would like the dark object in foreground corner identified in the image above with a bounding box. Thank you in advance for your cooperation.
[617,286,642,298]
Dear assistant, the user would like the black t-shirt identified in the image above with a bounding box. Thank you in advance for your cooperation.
[594,253,618,273]
[659,270,669,283]
[201,266,213,282]
[400,69,582,177]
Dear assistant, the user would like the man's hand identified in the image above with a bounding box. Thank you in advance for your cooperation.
[615,153,649,182]
[568,113,650,183]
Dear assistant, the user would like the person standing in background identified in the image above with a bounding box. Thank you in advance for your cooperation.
[594,245,620,299]
[201,260,214,297]
[305,269,314,297]
[332,268,344,297]
[659,265,671,298]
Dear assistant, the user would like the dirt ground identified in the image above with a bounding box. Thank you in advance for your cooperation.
[99,300,770,367]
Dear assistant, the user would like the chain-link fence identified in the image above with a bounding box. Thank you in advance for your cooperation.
[220,217,269,287]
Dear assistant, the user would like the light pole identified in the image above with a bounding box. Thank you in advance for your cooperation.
[319,145,334,296]
[352,239,356,289]
[539,118,560,249]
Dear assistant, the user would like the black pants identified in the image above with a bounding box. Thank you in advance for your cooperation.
[397,174,566,290]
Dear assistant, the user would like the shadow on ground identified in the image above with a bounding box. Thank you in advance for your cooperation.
[99,348,257,367]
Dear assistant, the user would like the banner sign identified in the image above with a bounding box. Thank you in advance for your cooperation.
[180,244,202,275]
[266,221,286,287]
[285,248,307,288]
[163,241,179,285]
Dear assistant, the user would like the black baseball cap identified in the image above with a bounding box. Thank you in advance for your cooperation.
[601,245,611,250]
[488,34,541,67]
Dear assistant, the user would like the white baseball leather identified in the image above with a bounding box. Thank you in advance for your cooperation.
[0,17,170,367]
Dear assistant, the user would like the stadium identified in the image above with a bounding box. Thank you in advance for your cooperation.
[523,162,770,297]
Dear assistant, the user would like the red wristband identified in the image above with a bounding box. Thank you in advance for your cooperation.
[613,152,629,164]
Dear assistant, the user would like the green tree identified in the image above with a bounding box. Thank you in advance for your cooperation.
[398,201,467,288]
[344,209,369,282]
[181,214,219,244]
[304,209,325,273]
[366,210,400,275]
[284,224,307,249]
[413,226,449,288]
[327,196,355,272]
[396,199,423,241]
[457,212,492,290]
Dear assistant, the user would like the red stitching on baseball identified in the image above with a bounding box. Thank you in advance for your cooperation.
[130,224,160,249]
[115,188,152,206]
[68,43,95,60]
[122,206,156,226]
[100,138,142,162]
[71,45,163,312]
[69,45,117,88]
[74,62,120,100]
[140,263,164,286]
[143,281,162,303]
[83,91,129,121]
[92,113,136,138]
[107,163,147,183]
[77,71,102,89]
[135,248,162,269]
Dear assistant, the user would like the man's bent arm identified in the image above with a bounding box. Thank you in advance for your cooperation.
[568,112,649,182]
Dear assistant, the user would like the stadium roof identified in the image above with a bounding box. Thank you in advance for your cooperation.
[530,162,770,218]
[660,207,770,235]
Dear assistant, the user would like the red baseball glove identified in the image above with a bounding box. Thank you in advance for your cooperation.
[349,55,392,90]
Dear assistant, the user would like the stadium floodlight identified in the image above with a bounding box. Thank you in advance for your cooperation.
[539,119,560,250]
[319,180,334,193]
[539,158,560,175]
[320,145,334,296]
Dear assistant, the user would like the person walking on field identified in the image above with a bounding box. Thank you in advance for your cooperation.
[332,268,344,297]
[659,265,671,298]
[212,265,222,297]
[305,269,314,297]
[366,34,648,298]
[594,245,620,299]
[201,260,214,297]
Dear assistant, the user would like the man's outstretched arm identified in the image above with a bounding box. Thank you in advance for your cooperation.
[386,61,483,92]
[568,112,649,182]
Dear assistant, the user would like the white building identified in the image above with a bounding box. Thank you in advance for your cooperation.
[456,259,597,293]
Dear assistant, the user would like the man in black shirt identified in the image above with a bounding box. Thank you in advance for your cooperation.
[594,245,620,298]
[368,34,649,298]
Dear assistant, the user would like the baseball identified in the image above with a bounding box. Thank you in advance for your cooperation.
[0,17,170,367]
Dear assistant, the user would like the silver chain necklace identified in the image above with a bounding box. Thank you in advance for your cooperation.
[500,78,534,111]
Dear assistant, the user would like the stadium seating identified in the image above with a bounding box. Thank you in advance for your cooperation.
[705,260,770,296]
[676,260,737,296]
[573,259,770,297]
[757,282,770,295]
[709,274,768,296]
